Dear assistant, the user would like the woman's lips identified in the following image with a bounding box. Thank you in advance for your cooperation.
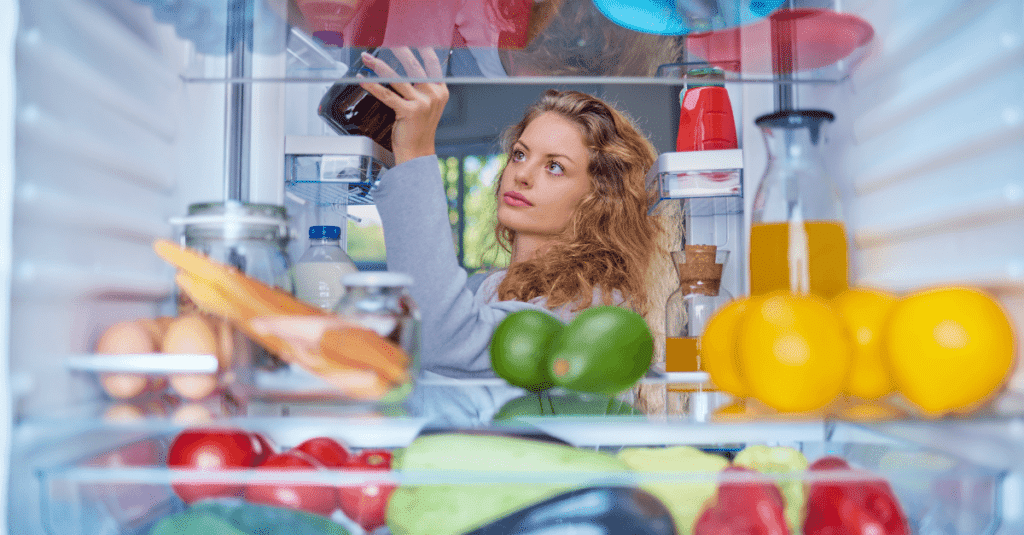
[503,191,532,207]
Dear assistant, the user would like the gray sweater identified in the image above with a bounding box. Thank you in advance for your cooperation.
[373,155,622,379]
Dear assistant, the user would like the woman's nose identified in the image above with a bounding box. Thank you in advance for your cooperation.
[511,165,531,188]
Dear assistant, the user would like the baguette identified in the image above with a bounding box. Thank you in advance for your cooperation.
[177,271,409,383]
[156,240,412,396]
[154,239,322,317]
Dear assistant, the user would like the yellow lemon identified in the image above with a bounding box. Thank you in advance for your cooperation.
[700,297,752,396]
[883,287,1015,416]
[831,288,899,400]
[736,291,852,413]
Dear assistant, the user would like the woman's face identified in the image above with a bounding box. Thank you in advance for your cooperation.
[496,111,592,241]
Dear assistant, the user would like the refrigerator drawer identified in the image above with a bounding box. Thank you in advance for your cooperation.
[32,419,1005,535]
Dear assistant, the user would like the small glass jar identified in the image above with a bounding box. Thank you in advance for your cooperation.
[664,244,733,421]
[665,245,733,373]
[333,271,420,402]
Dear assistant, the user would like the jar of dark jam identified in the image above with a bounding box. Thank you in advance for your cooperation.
[317,48,450,152]
[317,49,399,152]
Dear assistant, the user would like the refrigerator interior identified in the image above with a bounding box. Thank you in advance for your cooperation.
[3,0,1024,533]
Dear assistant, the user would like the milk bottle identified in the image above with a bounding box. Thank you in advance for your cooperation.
[293,225,359,310]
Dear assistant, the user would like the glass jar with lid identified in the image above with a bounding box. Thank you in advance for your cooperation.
[333,271,420,402]
[175,201,294,401]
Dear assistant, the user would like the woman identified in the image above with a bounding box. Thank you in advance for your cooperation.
[361,47,666,380]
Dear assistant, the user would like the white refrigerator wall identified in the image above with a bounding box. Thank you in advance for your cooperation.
[832,0,1024,396]
[0,3,17,535]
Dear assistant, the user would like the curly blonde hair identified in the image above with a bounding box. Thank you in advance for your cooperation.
[494,89,664,316]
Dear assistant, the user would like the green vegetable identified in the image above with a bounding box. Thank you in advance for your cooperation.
[733,444,809,533]
[617,446,729,535]
[493,391,641,421]
[548,306,654,394]
[150,510,248,535]
[489,310,565,391]
[150,502,351,535]
[386,433,629,535]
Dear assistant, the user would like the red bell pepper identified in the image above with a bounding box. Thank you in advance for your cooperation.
[804,456,910,535]
[695,465,790,535]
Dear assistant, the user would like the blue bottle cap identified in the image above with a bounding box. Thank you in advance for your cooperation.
[309,225,341,239]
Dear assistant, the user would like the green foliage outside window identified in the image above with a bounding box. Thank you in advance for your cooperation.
[440,154,512,274]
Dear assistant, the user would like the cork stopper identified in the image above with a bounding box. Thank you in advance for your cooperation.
[675,244,724,296]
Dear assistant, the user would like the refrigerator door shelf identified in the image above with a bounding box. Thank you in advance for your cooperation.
[646,149,743,214]
[285,135,395,207]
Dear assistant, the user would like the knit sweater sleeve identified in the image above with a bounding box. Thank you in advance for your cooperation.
[371,155,544,378]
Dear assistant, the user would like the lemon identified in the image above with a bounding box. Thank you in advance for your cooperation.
[883,287,1015,415]
[831,288,899,400]
[700,297,752,396]
[736,291,852,413]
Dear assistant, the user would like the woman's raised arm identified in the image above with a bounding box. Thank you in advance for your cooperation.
[358,47,449,165]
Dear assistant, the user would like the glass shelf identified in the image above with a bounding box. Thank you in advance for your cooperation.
[159,0,876,85]
[284,135,394,206]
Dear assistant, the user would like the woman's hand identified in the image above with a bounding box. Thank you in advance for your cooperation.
[359,47,449,165]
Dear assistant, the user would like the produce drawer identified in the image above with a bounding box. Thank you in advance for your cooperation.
[32,418,1006,535]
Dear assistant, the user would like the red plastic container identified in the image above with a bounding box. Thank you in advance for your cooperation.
[675,83,738,152]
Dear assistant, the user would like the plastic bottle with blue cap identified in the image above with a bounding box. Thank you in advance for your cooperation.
[294,225,359,310]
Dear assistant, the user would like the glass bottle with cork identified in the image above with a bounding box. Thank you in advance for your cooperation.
[749,109,848,298]
[665,244,733,376]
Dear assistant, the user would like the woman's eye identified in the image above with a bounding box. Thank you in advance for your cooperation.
[548,161,565,175]
[511,150,525,162]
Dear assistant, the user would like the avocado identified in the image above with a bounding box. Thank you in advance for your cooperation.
[489,310,564,391]
[547,306,654,395]
[493,391,642,421]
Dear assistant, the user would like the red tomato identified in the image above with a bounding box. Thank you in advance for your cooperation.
[167,428,266,504]
[337,482,394,532]
[293,437,350,468]
[251,432,277,464]
[337,448,394,531]
[347,449,392,469]
[245,451,337,517]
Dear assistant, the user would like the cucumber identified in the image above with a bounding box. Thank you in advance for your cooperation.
[150,501,351,535]
[387,433,629,535]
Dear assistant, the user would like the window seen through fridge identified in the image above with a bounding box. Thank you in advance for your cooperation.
[6,0,1024,534]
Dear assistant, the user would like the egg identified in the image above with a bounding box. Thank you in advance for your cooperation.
[95,320,159,399]
[161,315,221,400]
[171,402,216,425]
[102,403,146,423]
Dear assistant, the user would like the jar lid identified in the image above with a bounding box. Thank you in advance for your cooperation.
[754,109,835,129]
[171,201,289,231]
[342,271,413,288]
[309,225,341,239]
